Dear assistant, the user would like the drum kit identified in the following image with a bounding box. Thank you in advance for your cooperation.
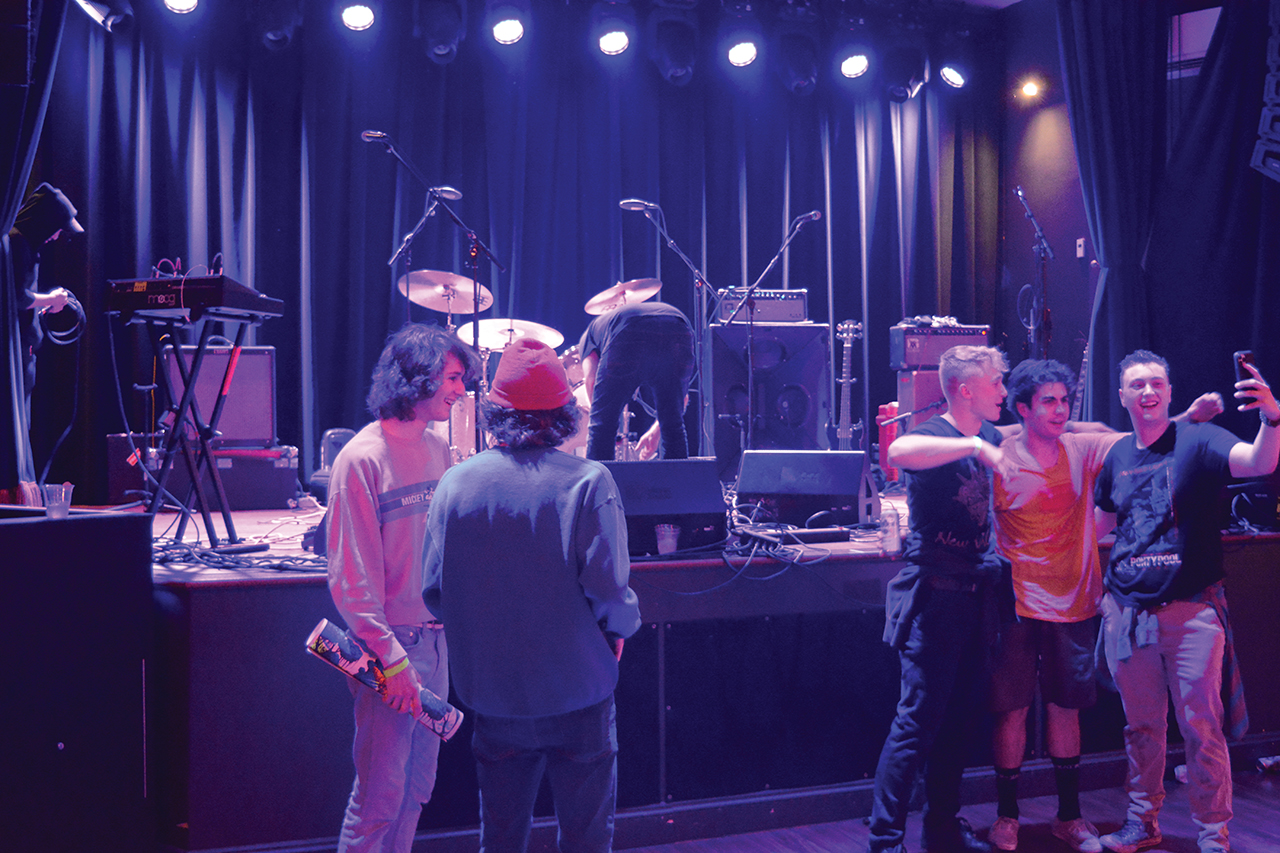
[403,269,662,460]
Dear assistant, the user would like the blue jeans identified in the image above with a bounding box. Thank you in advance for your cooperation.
[472,696,618,853]
[338,624,447,853]
[868,583,989,852]
[586,317,694,460]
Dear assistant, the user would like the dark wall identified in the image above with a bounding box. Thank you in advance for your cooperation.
[997,0,1097,387]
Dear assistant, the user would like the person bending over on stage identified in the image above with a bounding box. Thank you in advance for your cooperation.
[1093,350,1279,853]
[579,300,695,460]
[3,183,81,504]
[325,323,478,853]
[869,345,1018,853]
[422,338,641,853]
[987,360,1225,853]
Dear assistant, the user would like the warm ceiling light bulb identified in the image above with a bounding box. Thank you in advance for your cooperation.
[1021,80,1040,98]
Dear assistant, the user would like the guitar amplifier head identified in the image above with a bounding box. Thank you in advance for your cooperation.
[889,320,991,369]
[717,289,808,323]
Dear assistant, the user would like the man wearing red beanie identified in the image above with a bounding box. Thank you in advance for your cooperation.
[422,338,641,853]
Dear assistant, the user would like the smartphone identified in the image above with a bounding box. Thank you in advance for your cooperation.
[1234,350,1256,382]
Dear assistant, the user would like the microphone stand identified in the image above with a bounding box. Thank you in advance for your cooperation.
[633,205,715,454]
[723,218,810,452]
[367,130,507,453]
[1014,186,1054,360]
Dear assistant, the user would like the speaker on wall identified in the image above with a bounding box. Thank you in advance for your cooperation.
[705,322,831,480]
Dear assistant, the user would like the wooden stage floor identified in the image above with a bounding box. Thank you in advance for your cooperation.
[617,770,1280,853]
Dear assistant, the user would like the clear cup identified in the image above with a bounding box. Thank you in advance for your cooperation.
[42,482,74,519]
[655,524,681,555]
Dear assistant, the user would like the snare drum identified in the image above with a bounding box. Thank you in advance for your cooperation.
[560,345,584,389]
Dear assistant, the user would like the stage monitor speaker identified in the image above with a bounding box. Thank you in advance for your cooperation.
[896,368,945,431]
[736,449,881,526]
[162,345,277,447]
[706,322,831,480]
[603,458,728,557]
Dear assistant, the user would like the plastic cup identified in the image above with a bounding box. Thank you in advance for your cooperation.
[655,524,681,555]
[42,482,74,519]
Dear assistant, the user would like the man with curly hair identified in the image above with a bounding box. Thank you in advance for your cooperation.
[423,338,641,853]
[326,323,479,853]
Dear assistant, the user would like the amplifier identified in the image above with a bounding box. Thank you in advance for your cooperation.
[889,320,990,369]
[717,288,808,323]
[107,434,299,509]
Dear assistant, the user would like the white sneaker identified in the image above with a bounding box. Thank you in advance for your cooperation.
[1052,817,1103,853]
[989,816,1019,851]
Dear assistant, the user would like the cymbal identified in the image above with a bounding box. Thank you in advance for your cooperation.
[456,318,564,351]
[583,278,662,315]
[398,269,493,314]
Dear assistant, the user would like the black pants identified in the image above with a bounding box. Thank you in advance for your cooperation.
[586,316,694,460]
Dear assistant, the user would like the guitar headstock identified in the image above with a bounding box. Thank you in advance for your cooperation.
[837,320,861,344]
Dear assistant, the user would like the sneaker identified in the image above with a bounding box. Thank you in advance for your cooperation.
[1052,817,1103,853]
[924,817,992,853]
[1099,820,1161,853]
[989,816,1019,851]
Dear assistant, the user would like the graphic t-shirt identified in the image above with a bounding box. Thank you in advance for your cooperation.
[1094,421,1239,607]
[995,431,1123,621]
[901,415,1003,578]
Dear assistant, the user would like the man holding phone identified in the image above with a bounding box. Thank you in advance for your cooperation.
[1093,349,1280,853]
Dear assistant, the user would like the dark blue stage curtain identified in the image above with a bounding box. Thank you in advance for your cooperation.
[1060,0,1280,431]
[30,1,1001,502]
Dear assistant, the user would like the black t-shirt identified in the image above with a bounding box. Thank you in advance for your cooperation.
[578,301,691,359]
[901,415,1003,577]
[1094,421,1239,607]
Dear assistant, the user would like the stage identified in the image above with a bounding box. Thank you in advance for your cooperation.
[9,499,1280,853]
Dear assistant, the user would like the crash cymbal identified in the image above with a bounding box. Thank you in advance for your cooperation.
[583,278,662,315]
[456,318,564,351]
[398,269,493,314]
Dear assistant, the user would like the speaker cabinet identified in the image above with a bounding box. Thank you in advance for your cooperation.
[896,368,945,431]
[706,322,831,480]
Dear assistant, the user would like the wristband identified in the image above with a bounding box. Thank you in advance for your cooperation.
[1262,410,1280,429]
[971,435,983,457]
[383,657,410,678]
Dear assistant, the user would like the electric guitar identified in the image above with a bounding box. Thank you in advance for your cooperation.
[1071,342,1088,422]
[832,320,861,451]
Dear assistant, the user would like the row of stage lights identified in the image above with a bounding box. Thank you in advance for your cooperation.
[74,1,981,100]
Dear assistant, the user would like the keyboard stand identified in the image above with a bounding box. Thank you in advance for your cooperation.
[118,308,274,547]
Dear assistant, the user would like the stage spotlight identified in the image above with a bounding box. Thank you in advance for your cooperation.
[935,30,972,90]
[251,0,303,49]
[73,0,133,32]
[486,0,529,45]
[719,1,762,68]
[882,40,927,102]
[164,0,198,13]
[831,12,875,83]
[417,0,465,64]
[340,3,376,31]
[648,3,698,86]
[591,1,635,56]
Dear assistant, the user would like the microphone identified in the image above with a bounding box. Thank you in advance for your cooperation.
[1014,185,1026,199]
[429,186,463,201]
[793,210,822,224]
[361,130,389,142]
[619,198,658,211]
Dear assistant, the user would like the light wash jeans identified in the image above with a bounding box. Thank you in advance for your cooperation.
[1101,593,1231,851]
[338,624,448,853]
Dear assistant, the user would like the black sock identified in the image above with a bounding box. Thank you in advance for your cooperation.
[1053,755,1082,821]
[995,766,1020,819]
